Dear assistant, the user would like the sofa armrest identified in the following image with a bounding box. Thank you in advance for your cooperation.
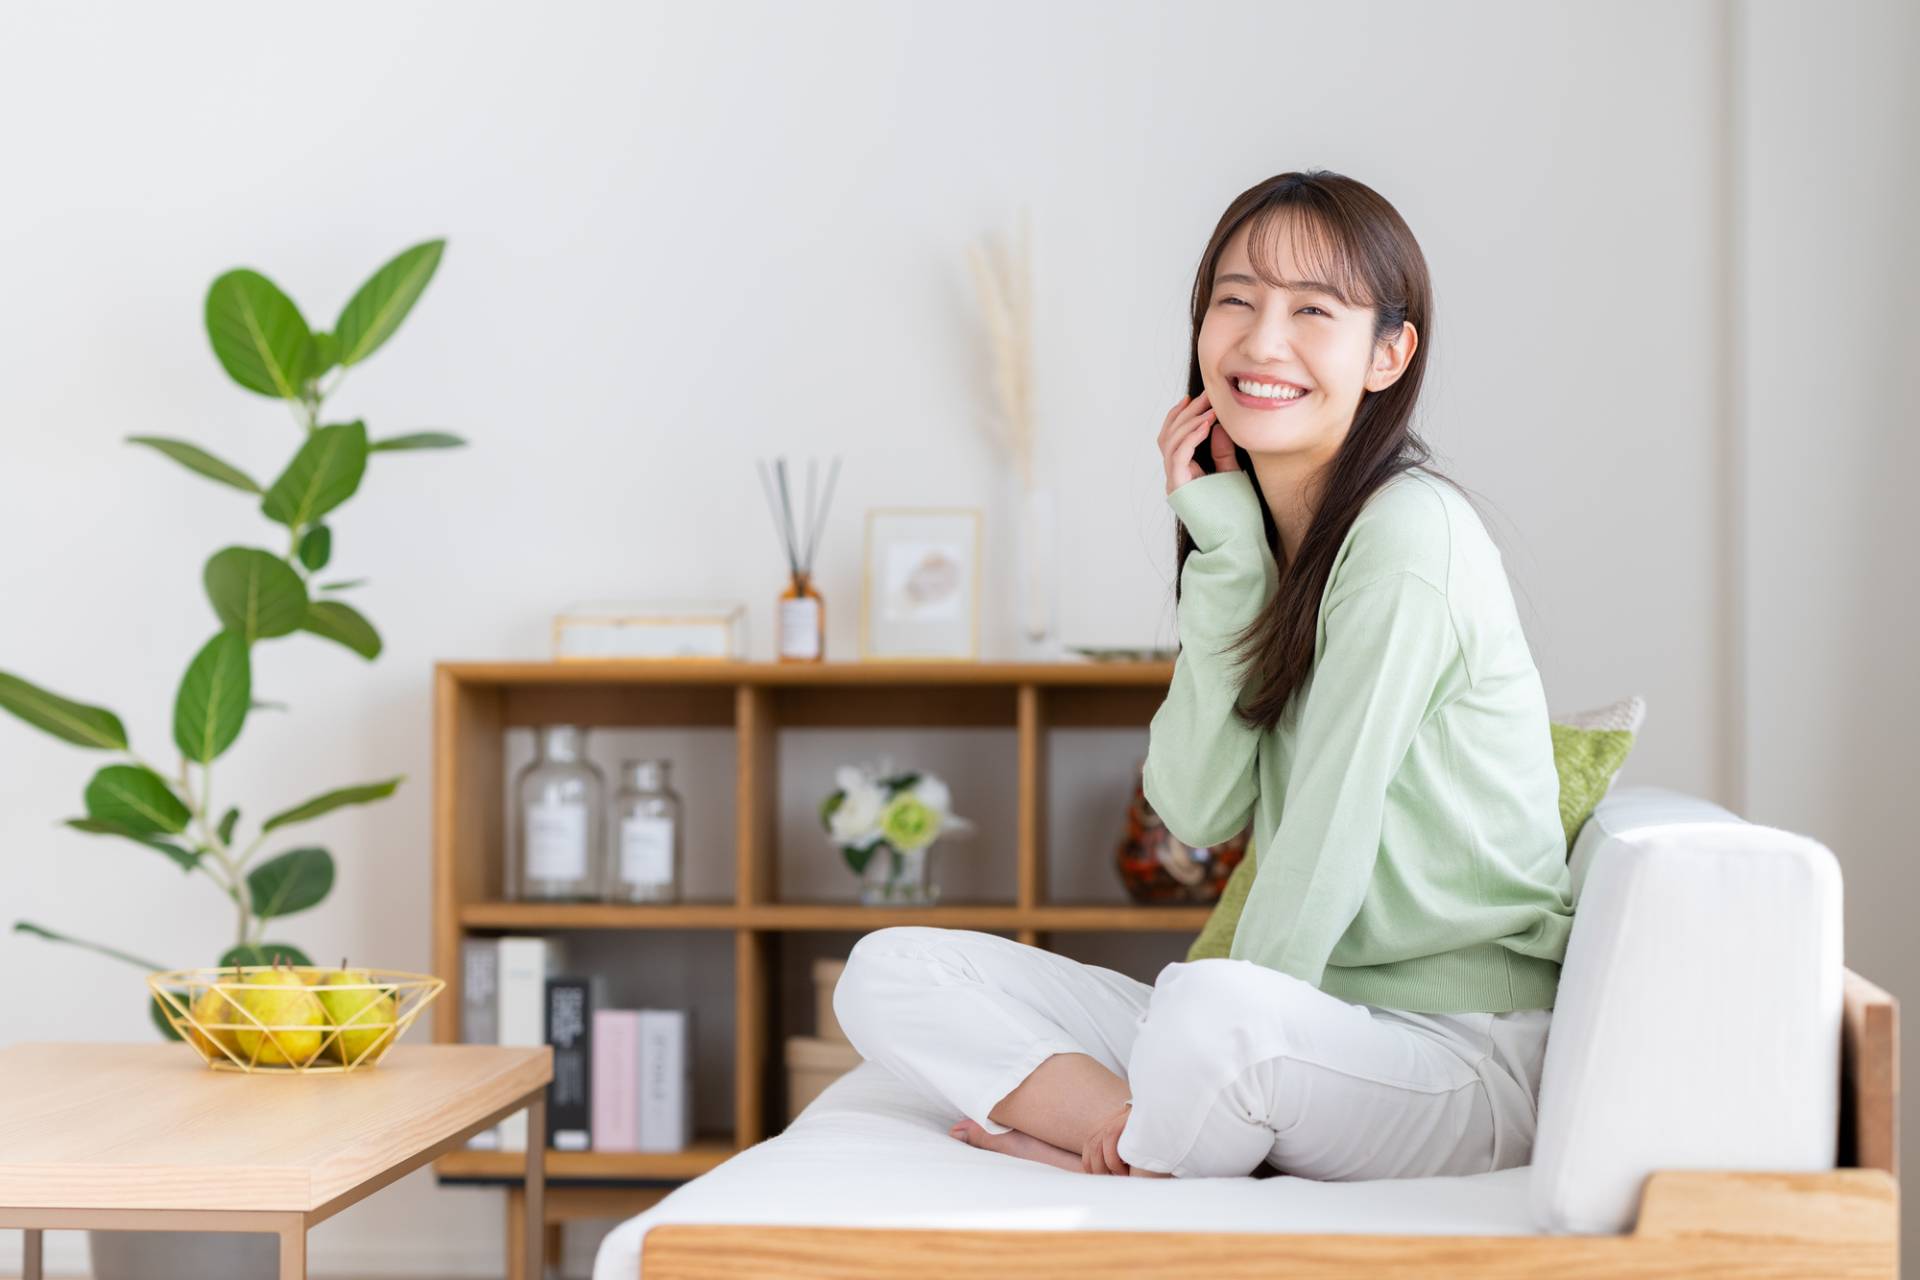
[1530,786,1845,1235]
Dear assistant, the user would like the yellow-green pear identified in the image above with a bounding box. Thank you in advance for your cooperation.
[185,979,246,1060]
[232,963,326,1067]
[316,964,398,1064]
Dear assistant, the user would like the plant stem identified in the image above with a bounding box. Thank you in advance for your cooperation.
[181,757,254,949]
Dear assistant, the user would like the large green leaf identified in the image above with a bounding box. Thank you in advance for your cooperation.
[262,777,403,833]
[173,630,251,763]
[302,599,381,659]
[369,431,466,452]
[261,421,368,530]
[66,817,200,872]
[220,941,313,968]
[247,847,334,919]
[203,548,308,643]
[204,268,314,399]
[297,524,332,571]
[0,671,128,749]
[334,239,445,367]
[83,764,191,836]
[125,436,262,494]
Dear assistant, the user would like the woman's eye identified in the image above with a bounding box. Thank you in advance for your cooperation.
[1218,296,1327,315]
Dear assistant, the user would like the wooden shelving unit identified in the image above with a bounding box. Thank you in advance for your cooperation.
[429,658,1189,1252]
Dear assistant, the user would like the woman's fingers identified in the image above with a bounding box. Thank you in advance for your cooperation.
[1162,395,1220,494]
[1158,393,1214,451]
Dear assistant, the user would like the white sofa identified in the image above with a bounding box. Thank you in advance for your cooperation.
[592,784,1849,1277]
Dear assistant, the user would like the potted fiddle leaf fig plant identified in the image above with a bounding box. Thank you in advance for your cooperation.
[0,239,464,1280]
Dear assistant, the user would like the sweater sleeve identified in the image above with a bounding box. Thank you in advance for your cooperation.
[1142,470,1276,849]
[1229,570,1459,987]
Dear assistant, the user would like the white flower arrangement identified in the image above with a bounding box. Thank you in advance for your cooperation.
[819,759,974,878]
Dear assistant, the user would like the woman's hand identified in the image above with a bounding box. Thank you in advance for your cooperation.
[1159,391,1241,497]
[1082,1100,1134,1175]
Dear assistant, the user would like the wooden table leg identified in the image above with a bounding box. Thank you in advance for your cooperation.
[23,1227,42,1280]
[525,1091,546,1280]
[279,1221,306,1280]
[506,1186,526,1280]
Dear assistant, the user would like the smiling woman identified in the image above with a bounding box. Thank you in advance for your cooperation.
[833,170,1569,1186]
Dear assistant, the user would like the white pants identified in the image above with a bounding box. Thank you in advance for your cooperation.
[833,927,1553,1180]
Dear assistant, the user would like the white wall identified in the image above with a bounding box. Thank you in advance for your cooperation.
[1738,1,1920,1262]
[0,1,1908,1274]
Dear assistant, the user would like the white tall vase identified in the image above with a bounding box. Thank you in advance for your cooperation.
[1017,483,1060,657]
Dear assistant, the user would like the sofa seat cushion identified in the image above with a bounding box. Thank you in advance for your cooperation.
[592,1059,1540,1278]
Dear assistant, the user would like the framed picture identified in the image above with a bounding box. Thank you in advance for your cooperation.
[860,506,982,660]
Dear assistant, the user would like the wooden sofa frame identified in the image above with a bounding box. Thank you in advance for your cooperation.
[639,967,1898,1279]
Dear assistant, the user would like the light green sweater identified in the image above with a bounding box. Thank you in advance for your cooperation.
[1144,468,1573,1013]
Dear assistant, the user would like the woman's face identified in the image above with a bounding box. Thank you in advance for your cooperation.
[1196,218,1407,466]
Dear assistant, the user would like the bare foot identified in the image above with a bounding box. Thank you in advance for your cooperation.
[948,1117,1082,1172]
[1128,1166,1173,1178]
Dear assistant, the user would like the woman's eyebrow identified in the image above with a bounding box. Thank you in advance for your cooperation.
[1214,271,1349,304]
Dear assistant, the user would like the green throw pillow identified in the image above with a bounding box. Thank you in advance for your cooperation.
[1184,695,1646,962]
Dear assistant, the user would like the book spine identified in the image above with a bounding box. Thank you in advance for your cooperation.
[545,977,592,1151]
[461,938,501,1149]
[592,1010,641,1152]
[636,1009,692,1153]
[497,936,566,1150]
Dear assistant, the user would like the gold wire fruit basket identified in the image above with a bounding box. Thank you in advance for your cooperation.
[147,962,445,1073]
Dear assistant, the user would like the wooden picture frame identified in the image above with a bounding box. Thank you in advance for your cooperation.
[859,507,982,660]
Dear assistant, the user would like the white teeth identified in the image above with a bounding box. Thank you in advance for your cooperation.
[1235,378,1306,400]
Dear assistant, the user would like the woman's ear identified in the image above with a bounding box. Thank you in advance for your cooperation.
[1365,320,1418,393]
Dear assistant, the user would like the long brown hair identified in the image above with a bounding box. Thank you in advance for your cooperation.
[1177,170,1488,734]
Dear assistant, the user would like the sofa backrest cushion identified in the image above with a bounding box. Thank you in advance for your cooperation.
[1529,785,1844,1234]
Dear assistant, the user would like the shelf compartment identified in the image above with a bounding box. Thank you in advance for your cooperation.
[434,1136,738,1183]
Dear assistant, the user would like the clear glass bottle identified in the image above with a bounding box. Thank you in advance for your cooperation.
[608,758,684,903]
[513,725,606,901]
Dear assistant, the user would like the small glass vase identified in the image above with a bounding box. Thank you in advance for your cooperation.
[855,841,941,906]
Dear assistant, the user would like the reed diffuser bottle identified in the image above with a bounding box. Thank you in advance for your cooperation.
[757,453,840,663]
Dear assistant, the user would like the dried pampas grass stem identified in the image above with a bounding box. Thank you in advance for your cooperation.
[966,207,1035,490]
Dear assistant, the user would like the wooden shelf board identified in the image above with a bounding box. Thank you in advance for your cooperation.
[461,900,744,929]
[439,659,1175,688]
[457,902,1213,932]
[434,1136,738,1183]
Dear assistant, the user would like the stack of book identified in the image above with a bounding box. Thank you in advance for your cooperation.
[462,936,693,1152]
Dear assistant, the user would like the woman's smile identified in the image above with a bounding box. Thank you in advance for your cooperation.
[1227,375,1314,412]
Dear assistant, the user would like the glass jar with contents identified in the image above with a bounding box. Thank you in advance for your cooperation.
[513,725,607,901]
[608,757,683,903]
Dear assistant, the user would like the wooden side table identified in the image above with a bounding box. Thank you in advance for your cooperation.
[0,1042,552,1280]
